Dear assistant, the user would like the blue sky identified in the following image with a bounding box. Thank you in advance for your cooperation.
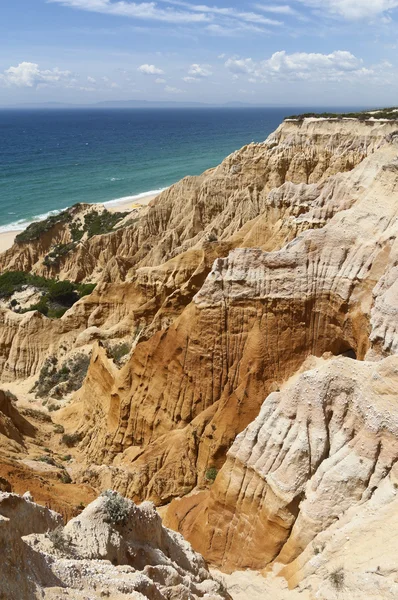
[1,0,398,106]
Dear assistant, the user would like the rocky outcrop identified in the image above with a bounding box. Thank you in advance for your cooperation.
[1,491,229,600]
[53,121,398,511]
[0,390,36,447]
[167,355,398,572]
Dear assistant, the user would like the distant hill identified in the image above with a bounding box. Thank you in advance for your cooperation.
[2,100,279,110]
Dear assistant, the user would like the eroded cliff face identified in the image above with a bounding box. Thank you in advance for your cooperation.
[54,121,398,508]
[167,356,398,569]
[0,491,229,600]
[0,119,396,385]
[2,117,398,597]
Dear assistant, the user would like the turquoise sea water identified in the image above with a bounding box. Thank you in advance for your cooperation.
[0,107,362,232]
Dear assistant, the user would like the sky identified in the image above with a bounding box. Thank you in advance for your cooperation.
[1,0,398,106]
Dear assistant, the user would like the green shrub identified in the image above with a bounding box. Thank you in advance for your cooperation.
[43,243,76,268]
[54,424,65,434]
[106,342,131,365]
[46,526,73,555]
[101,490,129,526]
[20,407,52,422]
[32,353,90,398]
[61,432,82,447]
[84,210,129,238]
[25,297,49,316]
[76,283,96,297]
[61,471,72,484]
[205,467,218,482]
[0,271,28,298]
[286,107,398,121]
[329,568,345,590]
[15,210,72,244]
[1,271,96,319]
[70,221,85,242]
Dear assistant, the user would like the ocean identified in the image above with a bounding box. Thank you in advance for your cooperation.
[0,107,362,232]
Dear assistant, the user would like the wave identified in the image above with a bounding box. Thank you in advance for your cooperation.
[0,207,68,234]
[0,188,168,235]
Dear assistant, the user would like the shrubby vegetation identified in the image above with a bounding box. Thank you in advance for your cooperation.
[205,467,218,482]
[46,525,74,555]
[32,353,91,398]
[15,205,129,273]
[101,490,130,526]
[286,107,398,121]
[61,433,83,448]
[83,209,129,238]
[20,407,52,423]
[329,568,345,590]
[40,208,129,266]
[43,243,76,268]
[15,210,72,244]
[105,342,131,366]
[0,271,96,318]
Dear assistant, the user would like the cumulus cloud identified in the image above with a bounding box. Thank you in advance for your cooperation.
[296,0,398,19]
[0,62,72,88]
[188,63,212,77]
[155,77,166,83]
[87,76,96,83]
[138,64,164,75]
[164,85,184,93]
[225,50,376,82]
[183,76,199,83]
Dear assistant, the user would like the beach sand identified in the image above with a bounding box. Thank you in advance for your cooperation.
[106,192,158,214]
[0,192,160,255]
[0,230,23,253]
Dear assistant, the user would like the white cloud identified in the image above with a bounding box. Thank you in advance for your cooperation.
[138,64,164,75]
[183,76,199,83]
[163,0,283,24]
[225,58,256,74]
[87,76,96,83]
[188,63,212,77]
[155,77,166,83]
[206,22,269,35]
[0,62,72,88]
[296,0,398,19]
[164,85,184,93]
[255,4,298,15]
[48,0,283,30]
[225,50,376,82]
[48,0,210,23]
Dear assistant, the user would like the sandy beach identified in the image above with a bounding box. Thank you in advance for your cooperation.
[106,192,158,214]
[0,192,160,255]
[0,230,23,253]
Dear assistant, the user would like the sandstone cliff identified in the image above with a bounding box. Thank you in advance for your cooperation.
[1,491,229,600]
[2,116,398,598]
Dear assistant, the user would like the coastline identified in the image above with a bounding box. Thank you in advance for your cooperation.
[0,191,161,254]
[0,230,23,253]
